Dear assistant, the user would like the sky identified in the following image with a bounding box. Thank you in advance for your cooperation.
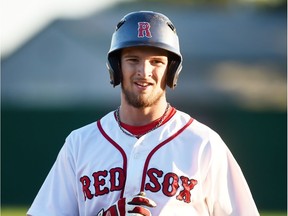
[1,0,132,58]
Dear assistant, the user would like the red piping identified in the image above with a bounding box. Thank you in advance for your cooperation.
[140,118,194,191]
[97,120,127,198]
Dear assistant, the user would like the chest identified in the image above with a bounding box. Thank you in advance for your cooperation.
[76,131,208,202]
[74,115,213,215]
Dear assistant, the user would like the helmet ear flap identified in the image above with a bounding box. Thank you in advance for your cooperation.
[107,53,121,87]
[167,58,182,89]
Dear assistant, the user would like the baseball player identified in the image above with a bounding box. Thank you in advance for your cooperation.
[27,11,259,215]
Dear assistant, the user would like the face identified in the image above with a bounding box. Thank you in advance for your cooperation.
[120,46,169,108]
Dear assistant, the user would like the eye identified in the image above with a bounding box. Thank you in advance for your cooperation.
[151,60,161,64]
[123,56,139,65]
[127,57,139,63]
[151,59,166,65]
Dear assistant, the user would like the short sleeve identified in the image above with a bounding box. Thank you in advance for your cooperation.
[27,135,79,216]
[203,133,259,216]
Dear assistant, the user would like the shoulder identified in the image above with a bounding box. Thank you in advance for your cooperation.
[175,110,219,135]
[174,109,225,147]
[65,111,115,144]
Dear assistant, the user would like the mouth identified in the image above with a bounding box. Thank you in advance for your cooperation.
[134,81,153,89]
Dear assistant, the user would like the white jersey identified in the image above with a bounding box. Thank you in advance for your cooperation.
[27,110,259,216]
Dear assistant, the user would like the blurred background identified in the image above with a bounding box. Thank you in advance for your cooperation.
[1,0,287,213]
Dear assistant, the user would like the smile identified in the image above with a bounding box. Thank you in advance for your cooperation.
[135,81,153,88]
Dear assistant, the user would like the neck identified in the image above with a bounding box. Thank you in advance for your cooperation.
[118,100,169,126]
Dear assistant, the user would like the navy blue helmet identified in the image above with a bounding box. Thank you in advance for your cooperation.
[107,11,183,88]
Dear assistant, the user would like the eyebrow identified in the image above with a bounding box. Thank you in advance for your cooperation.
[122,53,167,59]
[122,53,138,58]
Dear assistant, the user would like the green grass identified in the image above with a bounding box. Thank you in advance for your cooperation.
[1,206,29,216]
[0,206,287,216]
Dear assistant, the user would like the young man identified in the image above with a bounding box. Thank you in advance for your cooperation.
[27,11,259,216]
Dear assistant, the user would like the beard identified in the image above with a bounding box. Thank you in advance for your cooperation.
[121,84,165,108]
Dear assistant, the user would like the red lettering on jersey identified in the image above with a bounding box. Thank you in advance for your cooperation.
[176,176,198,203]
[138,22,152,38]
[80,167,198,204]
[145,168,163,192]
[162,172,179,197]
[93,170,109,196]
[80,175,93,200]
[109,167,125,191]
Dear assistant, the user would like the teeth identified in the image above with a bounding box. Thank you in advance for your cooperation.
[137,82,149,87]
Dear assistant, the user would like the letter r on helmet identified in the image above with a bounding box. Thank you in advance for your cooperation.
[138,22,152,38]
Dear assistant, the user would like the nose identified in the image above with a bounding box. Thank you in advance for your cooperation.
[137,60,152,78]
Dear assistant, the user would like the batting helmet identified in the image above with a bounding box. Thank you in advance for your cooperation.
[107,11,183,88]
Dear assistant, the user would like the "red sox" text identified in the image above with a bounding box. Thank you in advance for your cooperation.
[80,167,198,203]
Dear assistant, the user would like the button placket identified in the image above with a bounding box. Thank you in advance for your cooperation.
[124,139,152,196]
